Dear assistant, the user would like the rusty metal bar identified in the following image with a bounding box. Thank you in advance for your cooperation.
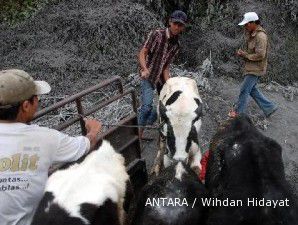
[83,88,136,120]
[97,114,137,140]
[52,88,137,131]
[131,88,138,113]
[130,89,139,137]
[34,76,123,120]
[117,79,124,94]
[118,136,139,155]
[53,115,81,131]
[75,98,87,135]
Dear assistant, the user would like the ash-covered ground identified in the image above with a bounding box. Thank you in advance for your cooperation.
[0,0,297,195]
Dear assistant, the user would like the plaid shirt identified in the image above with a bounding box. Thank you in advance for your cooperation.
[142,28,180,85]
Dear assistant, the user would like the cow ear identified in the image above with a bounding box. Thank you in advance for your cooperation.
[159,101,168,122]
[253,138,285,181]
[194,98,203,118]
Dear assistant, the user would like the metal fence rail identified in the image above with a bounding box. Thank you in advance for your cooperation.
[34,76,124,134]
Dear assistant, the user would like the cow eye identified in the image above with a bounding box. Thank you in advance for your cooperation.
[160,132,166,140]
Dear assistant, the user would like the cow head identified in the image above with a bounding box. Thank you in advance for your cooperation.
[158,94,203,172]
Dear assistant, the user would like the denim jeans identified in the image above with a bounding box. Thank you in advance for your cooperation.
[138,79,157,126]
[235,74,277,116]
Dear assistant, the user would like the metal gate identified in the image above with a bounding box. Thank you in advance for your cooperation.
[33,76,147,192]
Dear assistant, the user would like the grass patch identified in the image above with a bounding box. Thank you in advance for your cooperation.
[0,0,48,25]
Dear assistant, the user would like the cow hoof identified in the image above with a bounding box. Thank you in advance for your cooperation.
[191,166,201,177]
[150,165,160,177]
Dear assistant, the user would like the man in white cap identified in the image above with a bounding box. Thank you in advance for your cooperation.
[229,12,278,118]
[0,69,102,225]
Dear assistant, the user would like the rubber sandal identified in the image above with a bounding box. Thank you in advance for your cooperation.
[228,111,238,118]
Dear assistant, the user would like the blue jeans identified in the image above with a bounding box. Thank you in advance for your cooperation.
[235,74,277,116]
[138,79,157,126]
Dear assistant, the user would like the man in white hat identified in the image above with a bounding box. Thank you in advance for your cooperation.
[229,12,278,118]
[0,69,102,225]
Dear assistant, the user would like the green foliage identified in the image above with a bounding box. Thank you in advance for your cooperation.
[0,0,48,25]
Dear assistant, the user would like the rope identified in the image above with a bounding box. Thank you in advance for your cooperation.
[77,113,164,130]
[101,124,160,129]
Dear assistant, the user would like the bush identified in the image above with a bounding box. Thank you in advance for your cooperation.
[0,0,48,25]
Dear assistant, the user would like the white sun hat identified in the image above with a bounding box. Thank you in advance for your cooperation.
[238,12,259,26]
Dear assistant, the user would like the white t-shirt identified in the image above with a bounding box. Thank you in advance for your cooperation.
[0,123,90,225]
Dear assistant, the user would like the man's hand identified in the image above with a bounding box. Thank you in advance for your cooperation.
[163,65,170,81]
[236,49,247,57]
[85,119,102,134]
[140,68,150,79]
[139,47,149,79]
[84,119,102,150]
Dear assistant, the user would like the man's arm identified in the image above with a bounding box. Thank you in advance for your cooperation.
[138,47,150,78]
[162,65,170,82]
[84,119,102,150]
[138,30,157,79]
[237,33,267,61]
[52,119,101,164]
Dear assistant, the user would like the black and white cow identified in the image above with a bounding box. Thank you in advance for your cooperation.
[205,115,298,225]
[153,77,203,175]
[130,161,208,225]
[31,140,130,225]
[129,77,207,225]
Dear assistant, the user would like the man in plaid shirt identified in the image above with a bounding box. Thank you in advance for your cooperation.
[138,10,187,139]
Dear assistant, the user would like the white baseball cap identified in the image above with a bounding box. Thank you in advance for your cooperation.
[238,12,259,26]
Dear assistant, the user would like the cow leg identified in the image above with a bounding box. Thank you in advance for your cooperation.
[150,135,165,176]
[118,199,126,225]
[188,142,202,176]
[163,154,173,168]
